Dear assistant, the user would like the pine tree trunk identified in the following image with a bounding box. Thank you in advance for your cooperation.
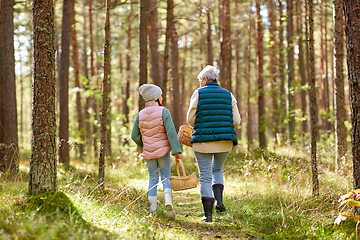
[343,0,360,189]
[234,0,242,140]
[268,0,279,139]
[169,0,180,132]
[333,0,346,174]
[30,0,57,194]
[223,0,231,91]
[123,14,131,127]
[83,1,91,155]
[59,0,72,165]
[219,0,225,87]
[98,0,111,189]
[256,0,266,149]
[163,0,171,106]
[297,0,308,133]
[1,0,18,172]
[287,0,295,141]
[148,0,162,89]
[72,0,85,159]
[308,0,319,197]
[0,1,6,169]
[279,0,287,143]
[206,3,213,65]
[139,0,148,111]
[247,12,253,150]
[89,0,98,159]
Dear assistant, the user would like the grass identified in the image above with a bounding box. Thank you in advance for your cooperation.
[0,142,357,239]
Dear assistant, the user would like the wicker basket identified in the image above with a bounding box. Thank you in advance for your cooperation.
[178,125,193,147]
[170,159,198,191]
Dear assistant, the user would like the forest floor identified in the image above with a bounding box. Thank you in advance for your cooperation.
[0,143,357,239]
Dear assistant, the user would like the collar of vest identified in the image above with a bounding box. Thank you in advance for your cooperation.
[204,82,219,87]
[145,101,160,107]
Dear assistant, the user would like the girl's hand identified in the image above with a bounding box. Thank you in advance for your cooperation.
[174,153,181,162]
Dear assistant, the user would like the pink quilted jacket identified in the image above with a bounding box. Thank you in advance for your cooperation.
[138,101,172,160]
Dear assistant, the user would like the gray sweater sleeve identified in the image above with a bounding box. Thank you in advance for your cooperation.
[162,108,182,155]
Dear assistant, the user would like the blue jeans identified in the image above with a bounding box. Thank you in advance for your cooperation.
[194,151,230,198]
[146,152,172,197]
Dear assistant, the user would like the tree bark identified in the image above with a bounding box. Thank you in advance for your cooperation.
[308,0,319,197]
[83,0,91,155]
[0,4,4,167]
[148,0,162,90]
[99,0,111,189]
[30,0,57,194]
[206,2,213,65]
[223,0,231,91]
[139,0,148,111]
[247,11,253,150]
[163,0,172,106]
[343,0,360,189]
[234,0,242,140]
[268,0,279,139]
[1,0,18,172]
[256,0,266,149]
[297,0,308,133]
[72,0,85,159]
[279,0,287,142]
[123,15,131,127]
[287,0,295,141]
[333,0,346,174]
[58,0,72,165]
[89,0,98,159]
[169,0,180,132]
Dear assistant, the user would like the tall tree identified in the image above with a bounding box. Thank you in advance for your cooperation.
[278,0,287,142]
[162,0,171,106]
[99,0,111,189]
[148,0,162,89]
[30,0,57,194]
[287,0,295,141]
[139,0,148,111]
[246,11,253,149]
[234,0,242,139]
[169,0,180,131]
[256,0,266,149]
[1,0,18,172]
[83,0,91,155]
[219,0,231,90]
[333,0,346,174]
[58,0,72,165]
[268,0,279,139]
[0,3,5,167]
[89,0,98,159]
[343,0,360,189]
[123,10,132,128]
[308,0,319,197]
[72,0,85,159]
[206,1,214,65]
[297,0,308,133]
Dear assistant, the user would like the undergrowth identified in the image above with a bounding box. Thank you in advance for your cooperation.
[0,141,357,239]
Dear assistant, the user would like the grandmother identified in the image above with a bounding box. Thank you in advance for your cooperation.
[187,65,241,222]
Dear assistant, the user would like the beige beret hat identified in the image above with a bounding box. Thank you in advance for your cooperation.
[139,84,162,102]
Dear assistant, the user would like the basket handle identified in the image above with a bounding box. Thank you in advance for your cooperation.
[176,159,187,177]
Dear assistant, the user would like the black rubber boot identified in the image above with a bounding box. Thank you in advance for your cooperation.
[213,184,226,212]
[200,197,214,222]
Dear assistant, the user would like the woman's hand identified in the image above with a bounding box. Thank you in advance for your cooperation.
[174,153,181,162]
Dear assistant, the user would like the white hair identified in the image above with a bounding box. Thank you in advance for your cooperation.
[197,65,218,81]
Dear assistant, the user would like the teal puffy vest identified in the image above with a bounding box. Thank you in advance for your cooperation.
[191,82,238,146]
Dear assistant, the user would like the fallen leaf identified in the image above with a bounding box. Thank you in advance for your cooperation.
[334,214,347,225]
